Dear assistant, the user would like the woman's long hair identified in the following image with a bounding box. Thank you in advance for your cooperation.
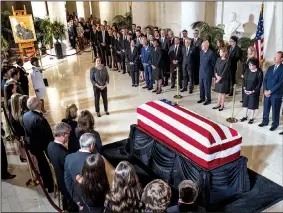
[81,154,110,203]
[65,104,78,120]
[19,95,29,115]
[11,93,22,121]
[77,110,95,132]
[105,161,143,212]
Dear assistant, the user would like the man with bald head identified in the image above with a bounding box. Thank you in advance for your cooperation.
[23,96,54,192]
[198,41,216,105]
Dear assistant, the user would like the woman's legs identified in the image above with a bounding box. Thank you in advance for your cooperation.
[157,79,163,93]
[220,93,226,108]
[117,62,121,72]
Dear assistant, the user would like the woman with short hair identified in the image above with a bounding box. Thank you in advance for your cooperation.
[75,110,102,153]
[75,154,110,213]
[142,179,172,212]
[104,161,143,212]
[62,104,79,153]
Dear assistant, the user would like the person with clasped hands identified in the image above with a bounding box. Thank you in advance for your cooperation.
[258,51,283,132]
[90,57,110,117]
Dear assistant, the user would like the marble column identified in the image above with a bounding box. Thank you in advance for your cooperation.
[90,1,100,18]
[99,2,114,24]
[132,2,149,28]
[47,1,70,50]
[180,2,205,36]
[76,2,91,19]
[31,1,47,19]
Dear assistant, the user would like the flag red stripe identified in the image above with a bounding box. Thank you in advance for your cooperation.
[137,108,242,155]
[146,102,216,144]
[174,105,227,140]
[138,121,241,169]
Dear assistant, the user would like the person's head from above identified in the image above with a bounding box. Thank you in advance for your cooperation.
[54,122,71,145]
[153,39,160,48]
[130,39,136,48]
[201,40,209,51]
[160,29,166,38]
[132,23,136,30]
[78,154,110,200]
[216,39,225,48]
[248,57,259,70]
[184,38,192,47]
[95,57,102,67]
[182,29,188,38]
[27,96,41,111]
[219,47,228,58]
[154,30,159,38]
[78,110,95,132]
[11,93,22,121]
[6,83,17,100]
[274,51,283,65]
[16,58,24,67]
[174,37,180,45]
[193,29,199,39]
[79,132,96,152]
[9,68,20,81]
[19,95,29,114]
[229,36,238,47]
[136,29,141,37]
[141,179,172,212]
[2,68,10,79]
[247,46,256,57]
[65,103,78,120]
[178,180,199,204]
[30,57,39,67]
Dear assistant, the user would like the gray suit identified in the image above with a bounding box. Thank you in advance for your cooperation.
[182,45,196,90]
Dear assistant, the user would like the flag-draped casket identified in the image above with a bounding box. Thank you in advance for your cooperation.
[137,99,242,169]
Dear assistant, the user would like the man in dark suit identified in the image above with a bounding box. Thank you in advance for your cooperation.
[64,133,96,202]
[168,31,175,47]
[180,29,189,46]
[151,39,164,94]
[167,180,206,213]
[22,96,54,192]
[159,29,170,86]
[121,29,128,73]
[259,51,283,131]
[131,23,137,39]
[198,41,216,105]
[98,25,110,66]
[181,38,196,93]
[192,29,203,85]
[227,36,242,96]
[47,123,78,212]
[90,25,99,59]
[68,19,77,49]
[15,58,29,95]
[141,39,153,90]
[168,37,183,89]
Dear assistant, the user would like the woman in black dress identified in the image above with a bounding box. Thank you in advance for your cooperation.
[115,32,123,72]
[62,104,79,153]
[126,39,139,87]
[151,39,163,94]
[213,48,230,111]
[240,58,263,124]
[75,154,109,213]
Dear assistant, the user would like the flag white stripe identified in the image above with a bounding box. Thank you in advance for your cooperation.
[137,114,241,162]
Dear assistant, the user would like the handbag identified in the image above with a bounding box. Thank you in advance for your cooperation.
[43,78,49,87]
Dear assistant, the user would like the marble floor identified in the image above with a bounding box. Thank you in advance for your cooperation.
[1,48,283,212]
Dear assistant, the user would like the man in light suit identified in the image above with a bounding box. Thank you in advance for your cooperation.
[259,51,283,132]
[141,39,153,90]
[198,41,216,105]
[181,38,196,94]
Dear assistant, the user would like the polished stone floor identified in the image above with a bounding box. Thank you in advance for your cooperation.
[1,48,283,212]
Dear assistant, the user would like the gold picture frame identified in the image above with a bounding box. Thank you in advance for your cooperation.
[9,14,37,44]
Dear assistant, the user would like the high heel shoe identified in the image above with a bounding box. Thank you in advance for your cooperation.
[219,107,224,111]
[212,105,221,109]
[248,119,254,124]
[240,116,248,122]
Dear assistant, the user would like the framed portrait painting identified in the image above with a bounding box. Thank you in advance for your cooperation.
[9,14,37,43]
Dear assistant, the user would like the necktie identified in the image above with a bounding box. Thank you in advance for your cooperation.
[175,45,178,55]
[273,65,278,74]
[186,47,189,56]
[162,38,164,43]
[229,47,233,55]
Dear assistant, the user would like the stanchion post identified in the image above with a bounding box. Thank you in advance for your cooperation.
[174,67,182,99]
[226,84,238,123]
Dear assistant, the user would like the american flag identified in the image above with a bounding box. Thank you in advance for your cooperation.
[137,99,242,169]
[255,3,264,63]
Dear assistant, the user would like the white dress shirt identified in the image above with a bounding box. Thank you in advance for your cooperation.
[30,66,45,89]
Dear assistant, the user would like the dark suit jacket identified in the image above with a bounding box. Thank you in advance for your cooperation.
[47,142,71,200]
[227,45,242,72]
[126,47,139,65]
[214,58,230,79]
[64,151,91,202]
[98,30,110,46]
[182,45,196,72]
[168,37,175,47]
[90,30,98,46]
[135,37,143,54]
[169,45,183,65]
[263,64,283,98]
[62,118,79,153]
[152,46,163,68]
[16,66,29,95]
[192,37,203,49]
[141,46,153,65]
[199,49,216,79]
[167,203,206,213]
[159,37,170,52]
[22,110,54,154]
[68,24,77,38]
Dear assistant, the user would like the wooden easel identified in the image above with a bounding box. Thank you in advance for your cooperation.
[12,5,36,61]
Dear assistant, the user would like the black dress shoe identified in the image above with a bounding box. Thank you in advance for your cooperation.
[258,123,268,127]
[105,111,110,115]
[240,100,243,103]
[189,89,193,94]
[20,157,27,163]
[248,119,254,124]
[180,88,187,92]
[163,83,168,86]
[2,173,16,180]
[142,86,148,89]
[148,87,153,90]
[97,112,101,117]
[122,72,126,74]
[171,85,175,89]
[197,100,204,103]
[156,89,162,94]
[240,116,248,122]
[219,107,224,111]
[132,85,134,87]
[270,126,277,131]
[279,132,283,135]
[212,105,221,109]
[203,101,211,105]
[152,89,158,93]
[134,84,138,87]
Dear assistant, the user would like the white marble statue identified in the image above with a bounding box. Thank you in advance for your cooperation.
[223,12,243,41]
